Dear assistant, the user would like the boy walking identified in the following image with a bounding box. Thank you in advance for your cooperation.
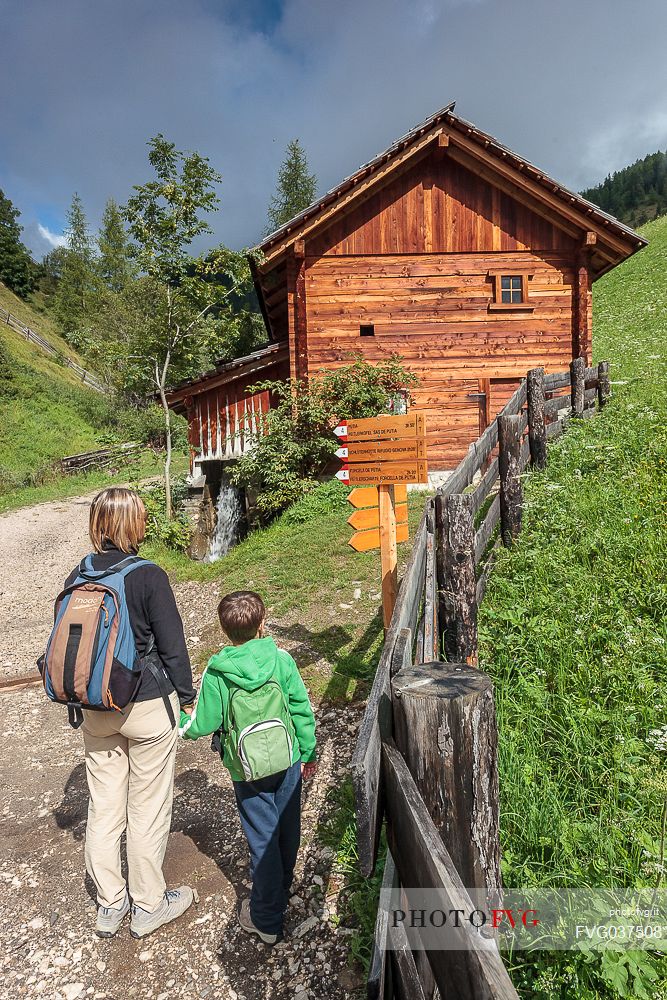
[180,591,317,944]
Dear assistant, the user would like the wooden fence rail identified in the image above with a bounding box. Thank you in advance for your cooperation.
[353,361,612,1000]
[0,305,108,394]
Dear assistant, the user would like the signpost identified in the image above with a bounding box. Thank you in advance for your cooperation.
[337,415,428,629]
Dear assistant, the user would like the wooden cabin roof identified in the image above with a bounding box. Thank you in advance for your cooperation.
[251,102,647,340]
[166,341,288,413]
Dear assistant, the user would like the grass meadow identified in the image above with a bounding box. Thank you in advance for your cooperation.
[479,216,667,997]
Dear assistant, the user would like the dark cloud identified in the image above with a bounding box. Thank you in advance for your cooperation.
[1,0,665,259]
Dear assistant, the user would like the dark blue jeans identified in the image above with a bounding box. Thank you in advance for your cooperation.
[233,760,302,935]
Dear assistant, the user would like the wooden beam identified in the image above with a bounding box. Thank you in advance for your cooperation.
[293,238,306,257]
[286,254,298,384]
[584,231,597,246]
[438,132,450,148]
[573,251,591,363]
[294,252,308,382]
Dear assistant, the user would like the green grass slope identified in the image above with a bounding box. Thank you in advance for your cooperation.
[479,217,667,998]
[0,281,166,508]
[0,281,87,365]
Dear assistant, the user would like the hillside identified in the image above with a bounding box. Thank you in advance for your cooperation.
[582,149,667,228]
[0,281,164,506]
[480,217,667,999]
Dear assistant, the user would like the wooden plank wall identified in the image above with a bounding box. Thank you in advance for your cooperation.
[187,383,272,466]
[305,251,575,466]
[307,154,578,257]
[301,154,580,467]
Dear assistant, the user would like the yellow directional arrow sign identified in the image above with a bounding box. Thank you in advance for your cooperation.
[347,485,407,509]
[347,503,408,531]
[349,521,410,553]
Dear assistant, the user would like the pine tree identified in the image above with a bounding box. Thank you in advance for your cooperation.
[0,190,35,298]
[265,139,317,235]
[55,193,96,333]
[98,198,133,293]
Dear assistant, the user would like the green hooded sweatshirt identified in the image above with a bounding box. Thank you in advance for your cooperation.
[179,636,316,781]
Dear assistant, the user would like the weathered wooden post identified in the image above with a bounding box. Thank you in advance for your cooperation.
[392,660,502,892]
[570,356,585,417]
[441,492,477,665]
[498,414,522,546]
[527,367,547,470]
[597,359,611,408]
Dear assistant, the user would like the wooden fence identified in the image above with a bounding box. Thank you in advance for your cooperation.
[352,358,611,1000]
[0,305,108,394]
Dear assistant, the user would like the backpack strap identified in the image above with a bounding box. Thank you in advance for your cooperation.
[143,656,177,729]
[77,554,144,582]
[67,704,84,729]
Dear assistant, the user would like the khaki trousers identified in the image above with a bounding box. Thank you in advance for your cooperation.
[81,693,179,911]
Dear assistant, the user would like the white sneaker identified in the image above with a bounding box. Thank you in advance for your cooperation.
[95,891,130,938]
[130,886,194,939]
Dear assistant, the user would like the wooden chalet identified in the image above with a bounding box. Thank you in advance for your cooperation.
[169,102,645,476]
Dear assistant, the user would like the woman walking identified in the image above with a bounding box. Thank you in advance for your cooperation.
[61,487,197,939]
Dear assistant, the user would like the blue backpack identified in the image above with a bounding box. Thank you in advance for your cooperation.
[39,555,175,730]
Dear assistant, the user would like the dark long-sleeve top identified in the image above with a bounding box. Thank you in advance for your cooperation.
[64,547,196,706]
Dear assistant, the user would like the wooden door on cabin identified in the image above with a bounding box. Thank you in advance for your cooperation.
[414,378,485,468]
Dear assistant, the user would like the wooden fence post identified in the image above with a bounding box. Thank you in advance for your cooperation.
[527,367,547,470]
[442,492,477,665]
[392,660,502,893]
[497,414,522,546]
[570,356,585,417]
[597,360,611,408]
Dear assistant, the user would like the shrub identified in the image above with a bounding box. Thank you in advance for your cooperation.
[231,354,418,519]
[139,477,191,551]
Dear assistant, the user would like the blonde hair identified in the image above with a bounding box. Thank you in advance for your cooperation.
[89,487,146,554]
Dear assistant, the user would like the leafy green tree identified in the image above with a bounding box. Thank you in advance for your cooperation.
[55,193,97,334]
[0,190,35,298]
[98,198,134,293]
[122,134,260,516]
[265,139,317,235]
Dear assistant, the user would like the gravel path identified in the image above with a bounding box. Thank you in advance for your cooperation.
[0,493,367,998]
[0,493,94,681]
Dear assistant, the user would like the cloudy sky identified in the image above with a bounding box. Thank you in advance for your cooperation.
[1,0,665,259]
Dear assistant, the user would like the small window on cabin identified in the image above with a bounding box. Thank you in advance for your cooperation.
[491,273,530,309]
[360,323,375,337]
[500,275,523,303]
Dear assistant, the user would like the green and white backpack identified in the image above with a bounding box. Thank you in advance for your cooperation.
[225,678,296,781]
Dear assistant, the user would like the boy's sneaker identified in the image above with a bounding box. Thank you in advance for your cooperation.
[130,886,194,939]
[95,891,130,938]
[238,898,279,945]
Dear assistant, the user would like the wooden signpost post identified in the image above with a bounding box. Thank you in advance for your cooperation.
[336,416,428,629]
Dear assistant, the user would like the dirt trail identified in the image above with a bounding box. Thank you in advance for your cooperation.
[0,493,94,680]
[0,493,366,999]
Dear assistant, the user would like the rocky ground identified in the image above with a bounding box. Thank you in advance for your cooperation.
[0,495,368,999]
